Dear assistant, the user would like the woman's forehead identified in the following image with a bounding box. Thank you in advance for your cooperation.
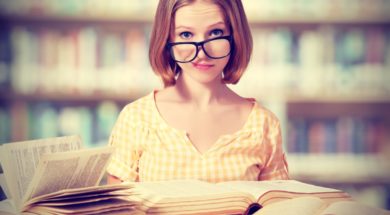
[174,1,225,28]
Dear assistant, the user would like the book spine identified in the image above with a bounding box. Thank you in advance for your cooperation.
[3,101,120,147]
[5,25,154,96]
[287,116,386,154]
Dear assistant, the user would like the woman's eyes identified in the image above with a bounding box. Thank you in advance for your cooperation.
[178,29,224,40]
[179,31,193,39]
[210,29,224,37]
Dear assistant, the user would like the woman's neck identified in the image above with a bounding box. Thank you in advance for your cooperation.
[174,74,230,110]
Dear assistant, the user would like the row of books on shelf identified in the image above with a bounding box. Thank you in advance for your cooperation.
[0,25,160,95]
[235,26,390,97]
[1,25,389,96]
[0,101,121,147]
[287,117,386,154]
[250,27,389,67]
[0,0,388,21]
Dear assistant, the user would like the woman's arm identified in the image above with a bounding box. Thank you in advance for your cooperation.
[259,120,289,180]
[107,174,123,184]
[106,104,143,183]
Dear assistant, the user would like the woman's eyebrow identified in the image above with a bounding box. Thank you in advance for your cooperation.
[206,21,226,29]
[175,21,226,31]
[175,26,194,31]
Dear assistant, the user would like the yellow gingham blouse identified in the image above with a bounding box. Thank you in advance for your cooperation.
[106,92,289,182]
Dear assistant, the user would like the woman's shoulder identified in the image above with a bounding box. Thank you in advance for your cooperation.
[117,92,157,125]
[122,92,154,112]
[249,100,281,127]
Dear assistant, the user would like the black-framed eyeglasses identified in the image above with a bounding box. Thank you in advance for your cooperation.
[167,35,233,63]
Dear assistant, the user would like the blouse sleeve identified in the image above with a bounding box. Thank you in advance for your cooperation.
[258,120,290,180]
[106,107,142,182]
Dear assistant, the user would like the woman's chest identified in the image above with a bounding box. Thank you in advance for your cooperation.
[163,109,250,153]
[138,130,264,182]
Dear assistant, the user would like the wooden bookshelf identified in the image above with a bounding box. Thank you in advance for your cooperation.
[287,102,390,118]
[0,14,152,26]
[249,16,390,26]
[0,91,144,104]
[288,154,390,186]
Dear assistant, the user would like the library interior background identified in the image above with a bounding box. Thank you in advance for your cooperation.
[0,0,389,210]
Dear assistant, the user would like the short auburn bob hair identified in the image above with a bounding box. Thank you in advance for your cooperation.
[149,0,253,87]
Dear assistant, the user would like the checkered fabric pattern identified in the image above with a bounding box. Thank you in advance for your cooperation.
[106,92,289,182]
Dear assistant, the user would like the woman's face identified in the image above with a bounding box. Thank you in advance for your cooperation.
[171,0,231,84]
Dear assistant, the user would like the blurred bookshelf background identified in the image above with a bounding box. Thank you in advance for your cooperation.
[0,0,389,209]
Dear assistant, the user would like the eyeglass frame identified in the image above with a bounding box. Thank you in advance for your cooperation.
[166,35,233,63]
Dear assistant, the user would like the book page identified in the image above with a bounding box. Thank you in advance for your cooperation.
[21,146,113,207]
[253,196,324,215]
[27,198,139,215]
[0,199,18,215]
[0,136,81,205]
[132,180,251,200]
[217,180,344,204]
[125,180,254,214]
[319,201,390,215]
[23,182,132,209]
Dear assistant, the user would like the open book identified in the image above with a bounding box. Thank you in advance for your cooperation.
[0,136,114,214]
[123,179,352,214]
[253,196,390,215]
[11,179,354,215]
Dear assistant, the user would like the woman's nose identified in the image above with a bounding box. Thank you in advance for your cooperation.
[196,45,208,59]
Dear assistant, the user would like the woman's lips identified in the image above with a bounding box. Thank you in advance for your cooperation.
[192,62,213,71]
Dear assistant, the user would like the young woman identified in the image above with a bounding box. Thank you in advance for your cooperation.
[106,0,289,184]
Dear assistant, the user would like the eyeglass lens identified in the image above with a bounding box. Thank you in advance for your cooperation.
[170,38,230,62]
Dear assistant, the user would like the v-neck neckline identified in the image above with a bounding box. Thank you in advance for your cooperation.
[150,91,257,156]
